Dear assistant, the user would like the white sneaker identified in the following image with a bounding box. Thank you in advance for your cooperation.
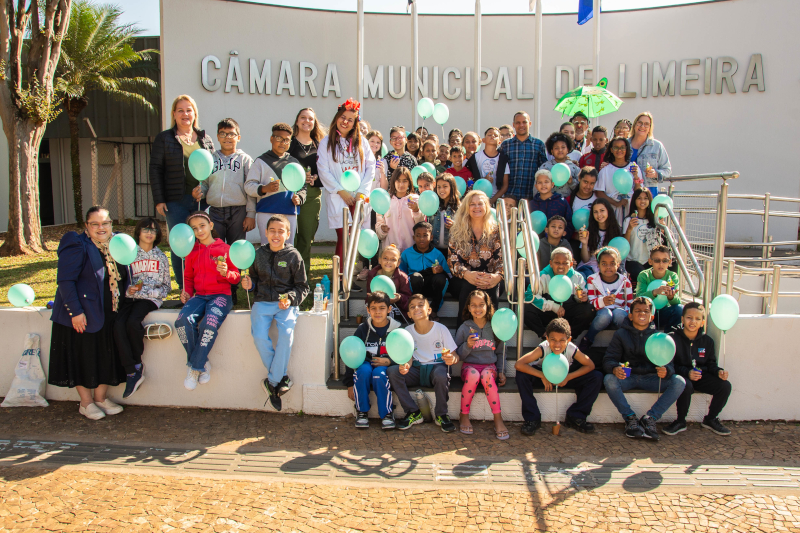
[95,398,124,415]
[184,368,201,390]
[198,361,211,385]
[79,403,106,420]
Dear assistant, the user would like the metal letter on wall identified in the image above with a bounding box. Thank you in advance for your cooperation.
[364,65,384,99]
[432,66,439,99]
[578,64,593,87]
[742,53,765,93]
[679,59,700,96]
[641,62,648,98]
[249,59,271,95]
[555,66,574,98]
[715,57,738,94]
[465,67,472,100]
[276,60,296,96]
[202,55,221,91]
[415,66,429,98]
[652,60,676,97]
[388,66,407,99]
[299,62,318,97]
[704,57,712,94]
[480,67,493,89]
[442,67,461,100]
[323,64,341,97]
[618,63,636,98]
[517,66,533,99]
[494,67,511,100]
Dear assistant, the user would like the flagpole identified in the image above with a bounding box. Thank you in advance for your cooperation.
[534,0,543,139]
[474,0,481,135]
[593,0,601,128]
[411,0,419,131]
[357,0,364,105]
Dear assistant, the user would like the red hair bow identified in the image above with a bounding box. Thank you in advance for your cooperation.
[342,98,361,114]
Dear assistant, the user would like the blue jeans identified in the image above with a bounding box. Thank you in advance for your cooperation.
[576,264,595,282]
[166,194,208,290]
[586,307,627,343]
[353,362,392,418]
[175,294,232,371]
[655,303,683,331]
[251,301,298,387]
[603,372,686,420]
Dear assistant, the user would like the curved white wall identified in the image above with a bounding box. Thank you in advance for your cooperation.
[161,0,799,243]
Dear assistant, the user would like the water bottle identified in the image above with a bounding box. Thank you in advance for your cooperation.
[321,275,331,299]
[313,283,324,312]
[415,389,433,422]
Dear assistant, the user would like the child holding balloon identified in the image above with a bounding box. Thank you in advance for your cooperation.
[242,214,309,411]
[579,247,634,354]
[602,296,686,440]
[376,167,425,254]
[113,217,171,399]
[576,198,623,281]
[366,245,412,323]
[635,246,683,331]
[431,174,460,255]
[515,318,602,436]
[454,290,508,439]
[595,137,637,225]
[623,188,661,287]
[342,291,401,430]
[175,212,240,391]
[664,302,731,436]
[528,170,575,239]
[539,132,580,198]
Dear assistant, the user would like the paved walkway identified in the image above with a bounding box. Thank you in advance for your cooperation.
[1,403,799,532]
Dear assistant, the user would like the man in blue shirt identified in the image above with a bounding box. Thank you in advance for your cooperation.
[499,111,547,206]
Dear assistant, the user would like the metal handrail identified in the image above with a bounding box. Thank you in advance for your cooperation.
[665,171,739,182]
[654,203,704,298]
[723,260,800,314]
[332,200,366,380]
[496,200,516,301]
[517,200,541,296]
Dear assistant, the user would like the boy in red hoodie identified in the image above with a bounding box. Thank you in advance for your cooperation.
[175,212,241,391]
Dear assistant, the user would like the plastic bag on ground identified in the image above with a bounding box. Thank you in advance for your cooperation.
[2,334,48,408]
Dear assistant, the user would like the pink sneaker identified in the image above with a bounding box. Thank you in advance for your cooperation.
[356,268,369,281]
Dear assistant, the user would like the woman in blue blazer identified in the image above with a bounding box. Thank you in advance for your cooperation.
[49,206,129,420]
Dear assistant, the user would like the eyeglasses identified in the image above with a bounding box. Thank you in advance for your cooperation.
[611,145,627,151]
[88,222,112,230]
[218,132,238,139]
[572,120,588,126]
[141,227,158,235]
[390,136,405,141]
[272,136,292,144]
[652,258,670,264]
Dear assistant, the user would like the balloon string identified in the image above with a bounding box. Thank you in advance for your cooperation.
[246,278,251,311]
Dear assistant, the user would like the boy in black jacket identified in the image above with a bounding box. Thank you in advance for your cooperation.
[603,297,686,441]
[663,302,732,436]
[343,291,401,431]
[243,214,309,411]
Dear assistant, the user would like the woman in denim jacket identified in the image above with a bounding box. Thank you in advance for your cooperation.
[629,112,672,191]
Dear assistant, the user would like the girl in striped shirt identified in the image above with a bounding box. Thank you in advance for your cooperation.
[578,247,634,353]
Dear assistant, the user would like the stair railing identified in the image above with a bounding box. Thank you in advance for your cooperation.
[332,199,366,380]
[654,203,704,298]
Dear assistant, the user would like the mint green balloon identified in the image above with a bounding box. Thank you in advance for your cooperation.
[282,162,306,192]
[386,328,414,365]
[645,332,675,366]
[549,274,573,303]
[550,163,571,187]
[381,143,389,157]
[341,169,361,192]
[410,166,426,188]
[530,210,547,234]
[418,190,439,217]
[422,162,436,175]
[608,236,631,261]
[542,353,569,384]
[572,208,590,231]
[417,97,434,120]
[340,336,367,369]
[516,229,540,259]
[433,103,449,125]
[651,194,674,217]
[491,307,518,342]
[229,240,255,270]
[188,149,214,181]
[710,294,739,331]
[647,279,668,309]
[612,168,633,196]
[358,229,380,259]
[108,233,138,265]
[8,283,35,307]
[369,188,391,215]
[370,274,396,298]
[169,223,196,258]
[473,178,493,197]
[454,176,467,196]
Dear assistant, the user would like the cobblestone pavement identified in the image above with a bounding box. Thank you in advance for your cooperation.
[0,403,799,531]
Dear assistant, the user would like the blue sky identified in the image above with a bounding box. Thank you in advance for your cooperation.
[116,0,719,36]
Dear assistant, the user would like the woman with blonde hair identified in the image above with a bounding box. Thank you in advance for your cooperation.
[149,95,215,290]
[629,111,672,193]
[290,107,328,281]
[447,190,504,327]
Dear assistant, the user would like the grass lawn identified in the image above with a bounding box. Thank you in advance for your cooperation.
[0,223,333,312]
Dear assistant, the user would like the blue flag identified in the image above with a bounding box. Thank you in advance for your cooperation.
[578,0,594,25]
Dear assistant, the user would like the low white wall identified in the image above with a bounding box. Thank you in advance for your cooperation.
[0,307,332,413]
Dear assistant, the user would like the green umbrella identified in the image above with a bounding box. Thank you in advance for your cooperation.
[554,77,623,118]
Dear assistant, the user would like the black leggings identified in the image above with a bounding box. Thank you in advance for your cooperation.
[113,298,158,374]
[449,276,501,328]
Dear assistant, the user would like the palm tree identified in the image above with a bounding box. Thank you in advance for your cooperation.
[57,0,158,223]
